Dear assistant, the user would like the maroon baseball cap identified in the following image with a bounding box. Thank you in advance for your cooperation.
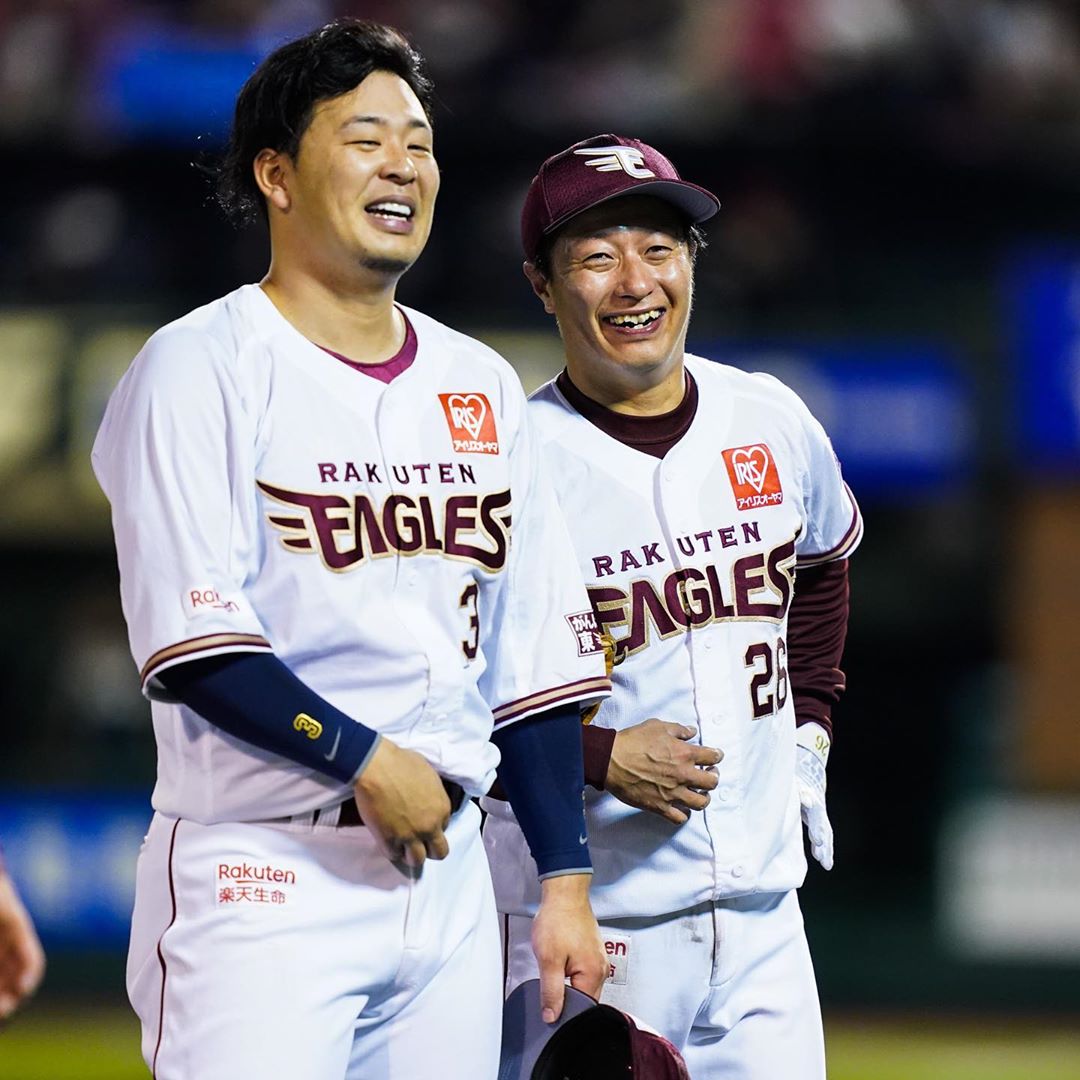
[499,979,691,1080]
[520,134,720,262]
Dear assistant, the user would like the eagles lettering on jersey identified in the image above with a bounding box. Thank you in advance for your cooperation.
[259,482,512,573]
[589,534,796,663]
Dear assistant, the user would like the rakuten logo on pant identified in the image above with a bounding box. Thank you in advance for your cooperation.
[215,861,297,907]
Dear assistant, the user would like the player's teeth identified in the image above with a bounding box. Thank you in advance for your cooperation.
[368,202,413,218]
[607,310,662,326]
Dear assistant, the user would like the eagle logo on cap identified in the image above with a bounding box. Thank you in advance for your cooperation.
[573,145,655,178]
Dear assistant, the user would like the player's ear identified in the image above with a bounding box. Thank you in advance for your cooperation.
[523,261,557,316]
[253,148,292,213]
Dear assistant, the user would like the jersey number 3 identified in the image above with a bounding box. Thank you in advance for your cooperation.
[744,638,787,719]
[460,583,479,660]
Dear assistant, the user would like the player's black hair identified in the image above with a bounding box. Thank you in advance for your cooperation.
[215,19,434,227]
[531,222,707,278]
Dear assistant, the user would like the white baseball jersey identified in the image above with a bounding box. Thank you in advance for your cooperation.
[92,283,609,824]
[484,354,862,920]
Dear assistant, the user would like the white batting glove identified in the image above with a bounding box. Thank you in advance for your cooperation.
[796,723,833,871]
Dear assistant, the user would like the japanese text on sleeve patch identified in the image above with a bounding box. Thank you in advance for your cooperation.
[566,610,604,657]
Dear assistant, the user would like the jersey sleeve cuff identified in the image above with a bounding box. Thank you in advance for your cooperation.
[141,634,274,699]
[797,486,863,567]
[491,676,611,731]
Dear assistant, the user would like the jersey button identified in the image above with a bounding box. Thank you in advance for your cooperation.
[718,788,730,803]
[732,865,745,879]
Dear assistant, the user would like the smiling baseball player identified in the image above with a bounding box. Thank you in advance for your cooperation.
[92,24,610,1080]
[483,135,862,1079]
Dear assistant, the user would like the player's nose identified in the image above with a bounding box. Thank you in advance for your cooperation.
[612,255,654,299]
[379,142,418,184]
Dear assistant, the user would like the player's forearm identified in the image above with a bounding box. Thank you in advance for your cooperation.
[491,703,592,878]
[157,652,380,784]
[788,558,850,738]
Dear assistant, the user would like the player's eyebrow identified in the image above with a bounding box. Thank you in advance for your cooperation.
[339,115,432,133]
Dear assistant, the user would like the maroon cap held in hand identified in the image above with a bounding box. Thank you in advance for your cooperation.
[499,979,691,1080]
[521,134,720,262]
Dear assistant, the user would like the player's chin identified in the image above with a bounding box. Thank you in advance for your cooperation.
[599,331,676,368]
[356,231,429,274]
[358,252,415,276]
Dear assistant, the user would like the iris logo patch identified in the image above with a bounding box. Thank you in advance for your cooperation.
[722,443,783,510]
[439,393,499,454]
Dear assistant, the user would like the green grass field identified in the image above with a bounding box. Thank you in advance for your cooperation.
[2,1006,1079,1079]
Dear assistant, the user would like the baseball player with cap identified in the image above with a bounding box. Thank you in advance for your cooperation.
[92,21,611,1079]
[483,135,862,1079]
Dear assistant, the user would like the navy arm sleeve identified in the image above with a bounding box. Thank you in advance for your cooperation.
[157,653,380,784]
[491,702,592,880]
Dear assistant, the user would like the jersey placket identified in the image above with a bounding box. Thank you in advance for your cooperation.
[655,451,752,899]
[373,372,463,756]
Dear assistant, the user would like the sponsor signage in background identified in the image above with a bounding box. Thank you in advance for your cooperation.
[692,342,974,496]
[939,796,1080,962]
[0,793,149,947]
[1003,248,1080,468]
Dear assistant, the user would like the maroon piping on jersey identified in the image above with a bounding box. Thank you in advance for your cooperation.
[555,369,697,459]
[152,819,181,1079]
[318,310,418,383]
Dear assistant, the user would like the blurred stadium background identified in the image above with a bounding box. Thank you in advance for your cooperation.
[2,0,1079,1075]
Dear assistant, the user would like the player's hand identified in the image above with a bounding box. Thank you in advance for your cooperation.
[0,870,45,1022]
[606,719,722,825]
[531,873,606,1024]
[352,737,452,871]
[796,744,834,870]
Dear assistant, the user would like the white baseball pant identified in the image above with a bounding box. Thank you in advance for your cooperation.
[129,800,501,1079]
[503,889,826,1080]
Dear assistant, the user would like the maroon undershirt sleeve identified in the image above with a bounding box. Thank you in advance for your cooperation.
[487,711,615,799]
[582,724,617,790]
[787,558,850,740]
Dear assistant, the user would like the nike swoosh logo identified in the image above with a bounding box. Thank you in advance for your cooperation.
[323,729,342,762]
[579,833,588,845]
